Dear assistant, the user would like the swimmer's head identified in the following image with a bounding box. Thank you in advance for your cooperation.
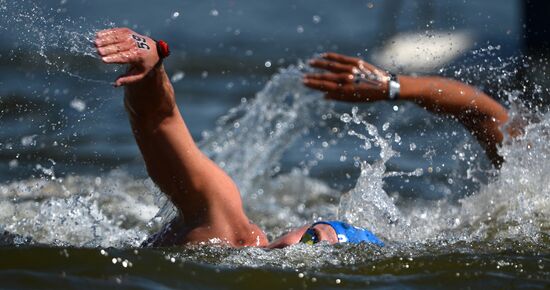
[300,221,384,246]
[267,220,384,248]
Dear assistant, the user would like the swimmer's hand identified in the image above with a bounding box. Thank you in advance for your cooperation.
[303,53,390,102]
[95,28,160,87]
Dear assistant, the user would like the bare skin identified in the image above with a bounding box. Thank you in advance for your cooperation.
[95,28,269,247]
[304,53,511,167]
[95,28,512,248]
[95,28,337,248]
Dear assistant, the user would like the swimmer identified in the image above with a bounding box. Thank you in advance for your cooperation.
[95,28,510,248]
[95,27,353,248]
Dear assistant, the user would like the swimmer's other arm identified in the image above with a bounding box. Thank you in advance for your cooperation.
[95,28,267,247]
[304,53,511,167]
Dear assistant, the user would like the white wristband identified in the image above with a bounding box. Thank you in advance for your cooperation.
[388,73,400,100]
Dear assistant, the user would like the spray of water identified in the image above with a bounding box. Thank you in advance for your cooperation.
[0,0,547,264]
[0,59,547,252]
[0,0,116,84]
[200,65,325,195]
[0,171,160,247]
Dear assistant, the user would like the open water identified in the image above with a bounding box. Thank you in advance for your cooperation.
[0,0,548,289]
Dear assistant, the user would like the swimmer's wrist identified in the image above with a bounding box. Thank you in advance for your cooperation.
[387,73,400,100]
[393,75,433,104]
[153,39,170,68]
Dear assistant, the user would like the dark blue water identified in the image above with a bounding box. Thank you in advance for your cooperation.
[1,1,549,289]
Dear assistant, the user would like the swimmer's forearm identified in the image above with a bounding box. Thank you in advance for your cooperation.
[398,76,507,120]
[126,68,201,193]
[124,65,176,125]
[398,76,509,166]
[303,53,510,166]
[124,67,211,209]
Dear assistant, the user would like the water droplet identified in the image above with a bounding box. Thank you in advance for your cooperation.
[70,98,86,112]
[312,15,321,24]
[21,135,37,147]
[296,25,304,33]
[392,105,399,112]
[394,133,401,143]
[264,61,272,68]
[8,159,18,169]
[172,11,180,19]
[210,9,219,16]
[340,113,352,123]
[171,71,185,83]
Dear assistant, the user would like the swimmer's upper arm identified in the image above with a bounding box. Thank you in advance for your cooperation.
[398,76,509,167]
[137,106,266,246]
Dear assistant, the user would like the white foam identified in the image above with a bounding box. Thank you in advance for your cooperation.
[0,62,547,253]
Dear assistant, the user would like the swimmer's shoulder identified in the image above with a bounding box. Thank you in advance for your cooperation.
[142,216,268,248]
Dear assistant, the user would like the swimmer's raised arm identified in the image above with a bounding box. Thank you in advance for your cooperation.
[95,28,267,247]
[304,52,510,167]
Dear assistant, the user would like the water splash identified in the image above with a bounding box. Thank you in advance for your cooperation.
[0,171,161,247]
[336,98,549,245]
[200,65,327,195]
[0,58,547,262]
[458,107,550,241]
[337,107,402,234]
[0,0,116,84]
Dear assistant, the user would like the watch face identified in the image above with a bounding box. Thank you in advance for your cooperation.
[300,228,319,245]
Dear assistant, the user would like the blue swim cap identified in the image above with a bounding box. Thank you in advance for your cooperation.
[312,220,384,246]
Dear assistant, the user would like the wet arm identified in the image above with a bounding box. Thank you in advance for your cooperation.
[124,66,225,222]
[398,76,509,167]
[125,67,266,247]
[304,53,510,167]
[95,28,266,246]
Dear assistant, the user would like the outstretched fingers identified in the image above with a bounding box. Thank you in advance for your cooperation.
[309,59,355,73]
[95,27,162,87]
[96,33,122,47]
[303,78,340,92]
[95,28,133,47]
[303,78,354,101]
[305,73,353,83]
[97,41,134,57]
[322,52,361,65]
[101,49,140,64]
